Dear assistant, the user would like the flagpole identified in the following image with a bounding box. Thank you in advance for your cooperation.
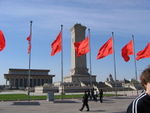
[132,35,138,95]
[112,32,117,96]
[88,28,92,87]
[61,25,64,99]
[28,20,32,101]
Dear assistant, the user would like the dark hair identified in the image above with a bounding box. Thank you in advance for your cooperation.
[140,67,150,88]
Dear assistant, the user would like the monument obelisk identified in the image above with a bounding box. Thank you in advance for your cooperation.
[64,24,96,84]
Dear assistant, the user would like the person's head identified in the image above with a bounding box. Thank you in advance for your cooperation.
[84,91,87,94]
[140,67,150,90]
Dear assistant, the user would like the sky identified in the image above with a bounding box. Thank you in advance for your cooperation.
[0,0,150,85]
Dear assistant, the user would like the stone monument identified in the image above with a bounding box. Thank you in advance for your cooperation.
[64,24,96,84]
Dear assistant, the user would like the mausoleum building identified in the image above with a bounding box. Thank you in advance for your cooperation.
[4,68,55,89]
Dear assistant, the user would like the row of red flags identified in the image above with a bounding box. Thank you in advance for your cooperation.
[50,31,150,61]
[0,30,150,61]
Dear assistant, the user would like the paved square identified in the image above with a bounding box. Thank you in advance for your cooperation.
[0,96,134,113]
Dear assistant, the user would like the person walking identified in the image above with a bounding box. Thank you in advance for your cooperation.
[94,88,98,101]
[79,91,89,111]
[99,89,103,103]
[127,67,150,113]
[91,88,94,100]
[87,89,92,100]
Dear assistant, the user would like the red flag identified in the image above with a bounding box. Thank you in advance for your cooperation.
[136,43,150,60]
[121,40,134,62]
[74,37,90,57]
[0,30,6,51]
[97,37,113,59]
[26,34,31,54]
[51,31,62,56]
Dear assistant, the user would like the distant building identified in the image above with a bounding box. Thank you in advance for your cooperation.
[4,68,55,89]
[106,74,114,82]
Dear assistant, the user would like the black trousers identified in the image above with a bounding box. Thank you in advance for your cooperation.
[80,102,89,111]
[100,96,103,103]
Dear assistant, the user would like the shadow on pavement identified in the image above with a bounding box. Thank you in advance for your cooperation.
[54,100,79,103]
[112,111,126,113]
[101,99,115,104]
[12,101,40,106]
[110,96,136,100]
[88,110,106,112]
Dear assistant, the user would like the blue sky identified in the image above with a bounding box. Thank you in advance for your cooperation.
[0,0,150,84]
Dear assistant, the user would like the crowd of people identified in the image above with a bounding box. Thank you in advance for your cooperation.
[79,88,103,111]
[79,66,150,112]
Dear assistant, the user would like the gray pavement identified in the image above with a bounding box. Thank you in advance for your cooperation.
[0,96,134,113]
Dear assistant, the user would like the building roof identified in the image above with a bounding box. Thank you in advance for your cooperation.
[9,68,50,72]
[4,68,55,79]
[4,74,55,77]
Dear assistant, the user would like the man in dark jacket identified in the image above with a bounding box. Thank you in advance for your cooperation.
[127,67,150,113]
[79,91,89,111]
[99,89,103,103]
